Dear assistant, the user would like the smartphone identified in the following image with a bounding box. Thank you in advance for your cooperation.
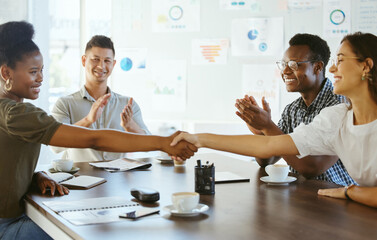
[119,208,160,219]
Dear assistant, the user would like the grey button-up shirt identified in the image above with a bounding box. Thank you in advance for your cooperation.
[50,86,150,162]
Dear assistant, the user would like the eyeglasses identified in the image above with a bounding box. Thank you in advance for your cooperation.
[330,56,361,67]
[276,60,317,71]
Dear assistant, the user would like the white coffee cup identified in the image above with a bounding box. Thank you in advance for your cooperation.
[53,159,73,172]
[265,164,289,181]
[172,192,199,212]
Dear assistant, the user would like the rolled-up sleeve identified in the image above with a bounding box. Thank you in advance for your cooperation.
[289,105,345,158]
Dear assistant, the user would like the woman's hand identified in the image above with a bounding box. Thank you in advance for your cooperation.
[317,187,346,199]
[161,131,198,160]
[170,132,202,148]
[33,171,69,196]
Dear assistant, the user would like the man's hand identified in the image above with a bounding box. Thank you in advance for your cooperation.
[235,95,272,134]
[76,93,111,127]
[33,172,69,196]
[120,98,145,133]
[170,131,201,149]
[161,131,198,160]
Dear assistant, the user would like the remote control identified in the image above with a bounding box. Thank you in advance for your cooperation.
[130,187,160,203]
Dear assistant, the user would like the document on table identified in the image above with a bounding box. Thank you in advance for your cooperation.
[89,158,152,172]
[43,196,140,225]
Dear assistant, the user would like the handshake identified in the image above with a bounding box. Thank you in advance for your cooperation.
[162,131,201,161]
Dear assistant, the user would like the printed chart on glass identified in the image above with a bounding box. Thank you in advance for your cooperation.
[219,0,260,11]
[242,64,281,122]
[116,48,147,74]
[354,0,377,35]
[151,0,200,32]
[112,58,187,113]
[231,17,284,56]
[288,0,322,10]
[323,0,351,38]
[191,39,229,65]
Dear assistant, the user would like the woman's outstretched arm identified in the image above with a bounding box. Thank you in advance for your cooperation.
[49,124,197,160]
[170,132,299,158]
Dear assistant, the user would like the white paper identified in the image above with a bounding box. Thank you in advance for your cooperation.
[219,0,259,11]
[89,158,151,172]
[323,0,351,38]
[116,48,147,73]
[43,196,140,225]
[147,60,187,112]
[112,0,146,32]
[242,64,281,123]
[192,39,229,65]
[288,0,322,10]
[151,0,200,32]
[354,0,377,35]
[231,18,284,56]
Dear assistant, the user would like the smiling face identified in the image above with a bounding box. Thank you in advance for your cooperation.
[281,45,320,94]
[5,51,43,102]
[82,47,116,84]
[329,41,365,97]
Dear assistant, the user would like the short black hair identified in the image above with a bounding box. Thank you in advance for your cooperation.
[289,33,331,76]
[0,21,39,69]
[85,35,115,56]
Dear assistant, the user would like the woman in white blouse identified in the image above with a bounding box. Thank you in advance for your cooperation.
[172,32,377,208]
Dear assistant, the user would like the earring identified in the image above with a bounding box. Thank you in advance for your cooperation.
[4,78,12,91]
[361,72,367,81]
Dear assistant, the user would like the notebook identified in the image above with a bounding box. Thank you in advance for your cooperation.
[43,196,140,225]
[89,158,152,172]
[49,172,106,189]
[215,171,250,183]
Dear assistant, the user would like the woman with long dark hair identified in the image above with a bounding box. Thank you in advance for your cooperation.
[172,32,377,208]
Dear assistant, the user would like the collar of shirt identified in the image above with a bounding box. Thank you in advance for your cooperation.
[79,86,114,103]
[297,78,334,113]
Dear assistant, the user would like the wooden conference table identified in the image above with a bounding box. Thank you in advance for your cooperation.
[26,153,377,240]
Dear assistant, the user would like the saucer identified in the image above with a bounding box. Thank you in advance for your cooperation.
[163,203,209,217]
[260,176,297,185]
[49,167,80,174]
[155,156,173,163]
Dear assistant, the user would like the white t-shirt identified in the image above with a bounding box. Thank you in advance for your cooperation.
[289,103,377,187]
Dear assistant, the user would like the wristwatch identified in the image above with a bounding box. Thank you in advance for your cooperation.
[344,184,356,200]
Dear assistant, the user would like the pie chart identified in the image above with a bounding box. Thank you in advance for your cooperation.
[120,57,133,71]
[247,29,258,40]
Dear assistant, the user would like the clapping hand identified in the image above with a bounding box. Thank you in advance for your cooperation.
[86,93,111,124]
[120,98,144,133]
[235,95,272,135]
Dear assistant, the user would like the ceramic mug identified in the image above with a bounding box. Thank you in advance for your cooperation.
[53,159,73,172]
[265,164,289,182]
[172,192,199,212]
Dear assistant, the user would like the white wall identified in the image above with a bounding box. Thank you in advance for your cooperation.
[109,0,367,127]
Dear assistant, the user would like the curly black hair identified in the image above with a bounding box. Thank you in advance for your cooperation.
[85,35,115,56]
[289,33,331,77]
[0,21,39,69]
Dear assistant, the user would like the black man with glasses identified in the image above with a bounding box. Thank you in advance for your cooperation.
[235,33,356,186]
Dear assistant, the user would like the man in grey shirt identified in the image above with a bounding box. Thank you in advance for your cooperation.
[51,35,150,162]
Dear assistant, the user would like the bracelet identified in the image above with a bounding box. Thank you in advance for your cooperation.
[344,184,355,200]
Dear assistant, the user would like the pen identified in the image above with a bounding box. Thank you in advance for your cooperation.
[104,167,121,170]
[197,159,202,168]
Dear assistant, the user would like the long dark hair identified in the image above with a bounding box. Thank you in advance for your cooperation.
[0,21,40,69]
[341,32,377,104]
